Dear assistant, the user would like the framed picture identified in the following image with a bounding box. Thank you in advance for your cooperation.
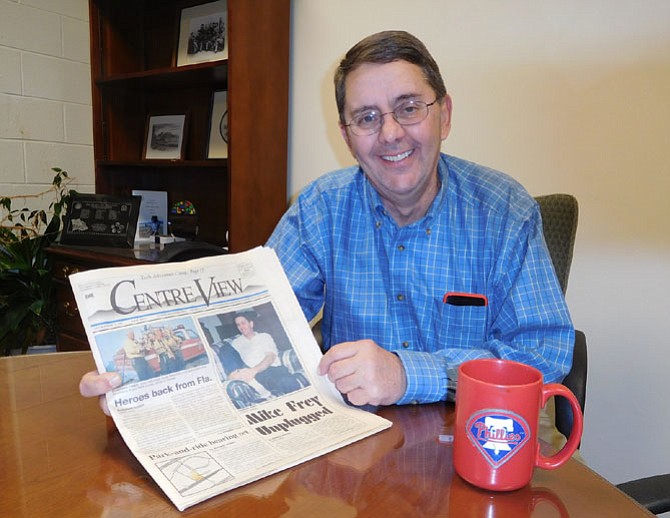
[207,90,228,158]
[143,113,188,160]
[60,193,141,248]
[176,0,228,67]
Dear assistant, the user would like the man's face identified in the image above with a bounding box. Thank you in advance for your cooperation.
[235,316,254,338]
[339,60,451,207]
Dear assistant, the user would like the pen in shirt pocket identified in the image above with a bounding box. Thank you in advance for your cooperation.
[443,292,488,307]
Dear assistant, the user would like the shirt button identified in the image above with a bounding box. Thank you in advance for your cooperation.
[402,341,409,348]
[426,228,432,235]
[397,294,405,301]
[375,221,381,229]
[397,244,405,252]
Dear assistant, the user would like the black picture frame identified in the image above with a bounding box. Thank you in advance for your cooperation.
[176,0,228,67]
[143,113,188,160]
[60,193,141,248]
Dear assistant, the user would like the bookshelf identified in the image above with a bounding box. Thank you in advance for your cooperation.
[88,0,290,250]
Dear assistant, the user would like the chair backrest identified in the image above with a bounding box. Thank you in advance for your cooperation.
[535,194,586,443]
[534,194,578,295]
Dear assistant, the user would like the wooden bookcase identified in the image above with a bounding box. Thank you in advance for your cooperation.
[88,0,290,251]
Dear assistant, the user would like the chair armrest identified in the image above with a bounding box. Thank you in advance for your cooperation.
[555,330,587,441]
[616,474,670,514]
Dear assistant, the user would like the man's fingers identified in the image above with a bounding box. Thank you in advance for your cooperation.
[99,395,111,416]
[332,370,360,394]
[346,388,377,407]
[318,342,358,375]
[79,370,122,398]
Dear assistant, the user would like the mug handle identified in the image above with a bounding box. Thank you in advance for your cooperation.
[535,383,584,469]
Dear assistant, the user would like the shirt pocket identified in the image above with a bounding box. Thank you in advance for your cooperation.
[436,300,487,350]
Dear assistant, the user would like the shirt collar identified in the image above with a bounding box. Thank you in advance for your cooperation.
[360,156,448,230]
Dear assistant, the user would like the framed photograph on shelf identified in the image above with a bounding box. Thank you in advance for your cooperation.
[143,113,188,160]
[207,90,228,158]
[176,0,228,67]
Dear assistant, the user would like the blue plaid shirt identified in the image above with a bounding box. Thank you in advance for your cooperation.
[267,153,574,404]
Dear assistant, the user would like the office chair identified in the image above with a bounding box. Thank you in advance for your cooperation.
[534,194,587,441]
[536,194,669,515]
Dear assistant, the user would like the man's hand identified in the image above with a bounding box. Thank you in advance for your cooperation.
[79,370,122,416]
[228,367,257,383]
[318,340,407,406]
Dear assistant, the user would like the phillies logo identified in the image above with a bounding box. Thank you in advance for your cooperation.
[466,409,530,467]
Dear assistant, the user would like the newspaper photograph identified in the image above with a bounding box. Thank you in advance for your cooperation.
[69,246,391,511]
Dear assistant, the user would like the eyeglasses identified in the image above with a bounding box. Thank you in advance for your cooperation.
[343,98,439,136]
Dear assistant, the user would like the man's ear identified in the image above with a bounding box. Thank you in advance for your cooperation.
[339,122,353,153]
[440,94,453,141]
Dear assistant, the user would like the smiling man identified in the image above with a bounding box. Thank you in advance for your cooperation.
[266,30,574,409]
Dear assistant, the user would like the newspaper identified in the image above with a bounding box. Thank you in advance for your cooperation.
[69,246,391,511]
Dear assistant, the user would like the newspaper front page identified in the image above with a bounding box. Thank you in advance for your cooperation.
[69,246,391,511]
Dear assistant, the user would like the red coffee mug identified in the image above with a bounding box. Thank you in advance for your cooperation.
[453,358,583,491]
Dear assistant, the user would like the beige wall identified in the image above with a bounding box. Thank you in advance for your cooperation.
[290,0,670,485]
[0,0,94,212]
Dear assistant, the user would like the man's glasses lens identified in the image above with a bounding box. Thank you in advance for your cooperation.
[347,99,437,136]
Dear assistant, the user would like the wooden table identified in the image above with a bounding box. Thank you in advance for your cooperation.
[0,352,652,517]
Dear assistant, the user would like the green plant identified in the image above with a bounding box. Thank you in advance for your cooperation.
[0,168,73,355]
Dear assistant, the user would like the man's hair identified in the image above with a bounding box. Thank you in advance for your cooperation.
[234,310,257,322]
[334,30,447,124]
